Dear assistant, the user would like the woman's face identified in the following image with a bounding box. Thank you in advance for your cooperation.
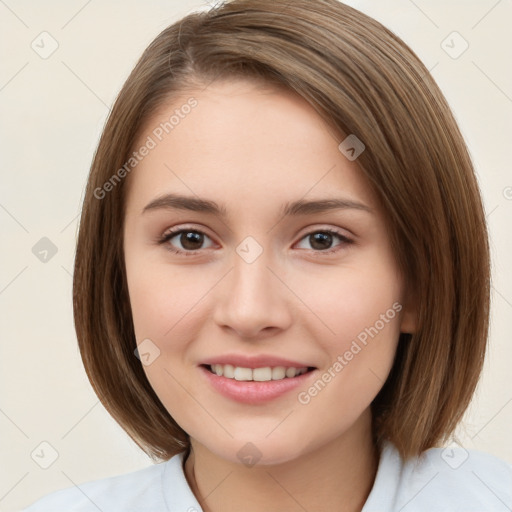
[123,79,415,465]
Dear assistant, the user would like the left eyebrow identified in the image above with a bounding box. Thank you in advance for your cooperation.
[280,198,373,216]
[141,193,373,218]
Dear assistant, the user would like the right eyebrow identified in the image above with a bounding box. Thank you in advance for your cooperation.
[142,194,228,218]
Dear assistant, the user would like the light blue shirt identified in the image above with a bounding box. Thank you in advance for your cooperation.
[23,442,512,511]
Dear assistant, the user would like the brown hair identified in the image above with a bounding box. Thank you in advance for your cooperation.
[73,0,490,461]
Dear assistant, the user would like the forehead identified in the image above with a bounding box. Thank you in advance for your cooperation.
[125,79,377,217]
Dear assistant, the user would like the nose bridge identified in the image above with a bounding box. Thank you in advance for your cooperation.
[212,238,292,337]
[233,245,274,297]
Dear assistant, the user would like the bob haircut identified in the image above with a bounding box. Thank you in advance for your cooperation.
[73,0,490,461]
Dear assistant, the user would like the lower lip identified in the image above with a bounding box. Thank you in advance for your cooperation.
[199,366,316,404]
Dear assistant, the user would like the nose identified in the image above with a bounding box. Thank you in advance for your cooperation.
[212,250,293,340]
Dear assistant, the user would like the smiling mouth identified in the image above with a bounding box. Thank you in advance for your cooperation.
[202,364,316,382]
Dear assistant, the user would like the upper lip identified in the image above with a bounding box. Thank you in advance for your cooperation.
[200,354,316,369]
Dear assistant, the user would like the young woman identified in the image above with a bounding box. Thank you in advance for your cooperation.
[24,0,512,510]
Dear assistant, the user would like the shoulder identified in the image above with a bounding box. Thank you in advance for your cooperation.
[365,441,512,512]
[402,445,512,510]
[22,454,182,512]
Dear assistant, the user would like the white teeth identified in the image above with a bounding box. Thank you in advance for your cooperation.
[272,366,286,380]
[234,367,252,381]
[223,364,235,378]
[253,367,272,381]
[209,364,310,381]
[286,367,297,378]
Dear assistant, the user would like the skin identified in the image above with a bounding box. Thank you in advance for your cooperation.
[123,79,416,512]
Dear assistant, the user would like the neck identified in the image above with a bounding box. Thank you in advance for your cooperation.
[183,409,379,512]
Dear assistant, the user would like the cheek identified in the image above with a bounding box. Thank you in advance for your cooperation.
[126,256,208,341]
[293,268,402,424]
[125,260,208,425]
[331,278,402,349]
[292,258,403,400]
[125,258,216,402]
[289,257,402,348]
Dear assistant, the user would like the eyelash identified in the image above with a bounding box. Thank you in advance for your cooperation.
[156,226,353,257]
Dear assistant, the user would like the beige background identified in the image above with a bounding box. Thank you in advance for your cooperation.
[1,0,511,510]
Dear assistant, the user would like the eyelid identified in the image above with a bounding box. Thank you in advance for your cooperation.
[157,224,217,254]
[293,227,353,255]
[160,223,215,240]
[295,224,354,242]
[157,224,354,256]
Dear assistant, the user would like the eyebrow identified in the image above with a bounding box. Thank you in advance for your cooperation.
[141,193,373,218]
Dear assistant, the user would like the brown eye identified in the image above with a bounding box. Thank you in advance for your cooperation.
[309,232,334,250]
[296,229,352,253]
[178,231,205,250]
[159,229,215,254]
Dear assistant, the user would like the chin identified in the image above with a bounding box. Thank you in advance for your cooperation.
[200,430,315,467]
